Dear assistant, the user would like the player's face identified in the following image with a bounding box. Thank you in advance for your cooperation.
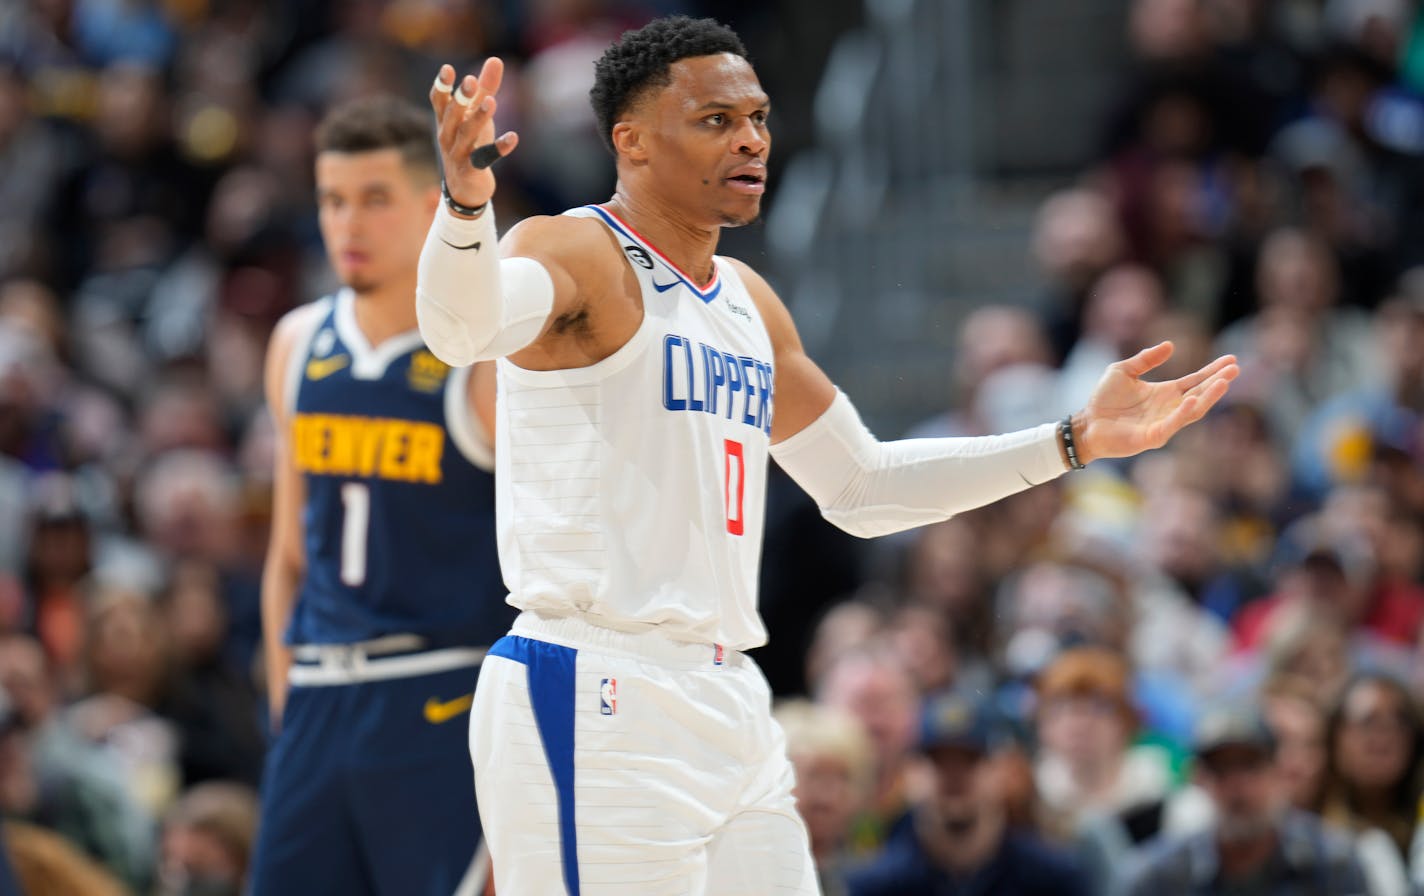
[641,54,770,227]
[315,149,439,294]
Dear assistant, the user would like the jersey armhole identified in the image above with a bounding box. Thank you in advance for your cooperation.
[445,364,495,472]
[282,296,334,415]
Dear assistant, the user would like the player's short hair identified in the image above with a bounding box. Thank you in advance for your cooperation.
[315,95,438,183]
[590,16,748,155]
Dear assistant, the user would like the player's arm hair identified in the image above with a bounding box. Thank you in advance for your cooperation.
[734,259,1069,539]
[260,305,318,728]
[416,208,589,365]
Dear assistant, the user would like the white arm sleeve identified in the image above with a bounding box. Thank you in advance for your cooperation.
[769,390,1069,538]
[416,204,555,366]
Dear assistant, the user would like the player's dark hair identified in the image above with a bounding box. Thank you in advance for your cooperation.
[590,16,748,155]
[315,95,438,182]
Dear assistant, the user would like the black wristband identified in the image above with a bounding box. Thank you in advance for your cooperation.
[1060,415,1086,471]
[441,181,487,218]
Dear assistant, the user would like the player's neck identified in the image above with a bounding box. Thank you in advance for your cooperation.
[605,186,720,286]
[349,274,420,345]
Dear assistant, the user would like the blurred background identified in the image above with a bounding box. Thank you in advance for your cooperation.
[2,0,1424,893]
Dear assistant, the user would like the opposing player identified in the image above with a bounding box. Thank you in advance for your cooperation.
[418,16,1238,895]
[252,96,513,895]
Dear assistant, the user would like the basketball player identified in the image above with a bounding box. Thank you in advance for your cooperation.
[251,96,513,895]
[418,16,1238,895]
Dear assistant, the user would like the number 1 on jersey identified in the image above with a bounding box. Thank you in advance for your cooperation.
[340,482,370,586]
[724,439,745,536]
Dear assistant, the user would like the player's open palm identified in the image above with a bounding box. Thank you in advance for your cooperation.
[429,58,519,210]
[1077,341,1239,462]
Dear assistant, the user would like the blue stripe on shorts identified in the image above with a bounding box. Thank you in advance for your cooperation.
[490,636,580,895]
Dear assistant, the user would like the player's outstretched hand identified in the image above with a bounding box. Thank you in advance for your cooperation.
[429,58,519,212]
[1074,341,1238,464]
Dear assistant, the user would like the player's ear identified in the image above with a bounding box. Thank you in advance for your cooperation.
[612,121,647,164]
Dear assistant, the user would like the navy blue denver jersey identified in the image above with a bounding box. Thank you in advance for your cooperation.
[285,291,511,648]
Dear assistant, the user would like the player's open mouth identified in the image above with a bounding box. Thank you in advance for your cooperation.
[724,172,766,194]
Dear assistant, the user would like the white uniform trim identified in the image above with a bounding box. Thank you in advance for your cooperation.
[282,296,334,414]
[444,363,495,472]
[286,646,487,686]
[452,841,491,896]
[333,289,426,380]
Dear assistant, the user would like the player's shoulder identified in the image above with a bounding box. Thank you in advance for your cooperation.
[264,296,335,403]
[502,212,617,263]
[720,256,772,293]
[270,296,334,349]
[719,255,790,325]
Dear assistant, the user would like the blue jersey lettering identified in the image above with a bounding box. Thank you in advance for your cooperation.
[661,333,771,434]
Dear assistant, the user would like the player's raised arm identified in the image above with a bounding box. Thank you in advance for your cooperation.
[733,259,1239,538]
[416,60,587,366]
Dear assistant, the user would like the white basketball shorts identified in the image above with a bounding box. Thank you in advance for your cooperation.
[469,611,820,895]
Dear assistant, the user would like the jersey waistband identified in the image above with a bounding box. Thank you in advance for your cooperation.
[510,611,744,670]
[288,645,487,687]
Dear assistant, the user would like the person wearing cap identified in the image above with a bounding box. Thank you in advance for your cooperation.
[1124,703,1368,896]
[844,691,1088,896]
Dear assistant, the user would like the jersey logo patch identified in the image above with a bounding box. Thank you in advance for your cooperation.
[423,693,474,724]
[306,354,350,381]
[652,277,680,293]
[722,298,753,323]
[407,350,451,393]
[311,327,337,358]
[599,678,617,715]
[625,245,654,269]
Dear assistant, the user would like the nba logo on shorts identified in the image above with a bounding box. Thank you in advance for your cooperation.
[600,678,617,715]
[713,644,724,666]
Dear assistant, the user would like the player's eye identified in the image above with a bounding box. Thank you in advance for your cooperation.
[752,111,768,125]
[705,114,725,126]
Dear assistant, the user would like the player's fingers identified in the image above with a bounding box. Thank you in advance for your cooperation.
[1183,363,1239,399]
[437,74,480,148]
[477,57,506,100]
[1114,341,1174,379]
[1166,376,1231,436]
[429,63,455,117]
[470,132,520,169]
[453,94,499,155]
[1172,354,1237,393]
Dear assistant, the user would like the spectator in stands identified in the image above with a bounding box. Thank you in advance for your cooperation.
[1032,646,1175,887]
[1261,683,1329,814]
[156,780,260,896]
[160,560,264,787]
[777,699,875,896]
[1124,703,1368,896]
[1137,481,1262,624]
[845,690,1089,896]
[1217,227,1380,443]
[0,632,157,889]
[1319,674,1421,882]
[1031,188,1127,360]
[1058,264,1168,409]
[816,647,922,855]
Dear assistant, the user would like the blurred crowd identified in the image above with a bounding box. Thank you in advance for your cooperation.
[777,0,1424,894]
[2,0,1424,894]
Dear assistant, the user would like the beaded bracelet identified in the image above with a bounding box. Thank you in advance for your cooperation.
[1060,415,1086,471]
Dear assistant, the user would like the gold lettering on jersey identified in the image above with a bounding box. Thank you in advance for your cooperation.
[407,350,451,393]
[292,414,444,483]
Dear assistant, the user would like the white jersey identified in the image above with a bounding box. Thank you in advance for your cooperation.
[495,205,775,650]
